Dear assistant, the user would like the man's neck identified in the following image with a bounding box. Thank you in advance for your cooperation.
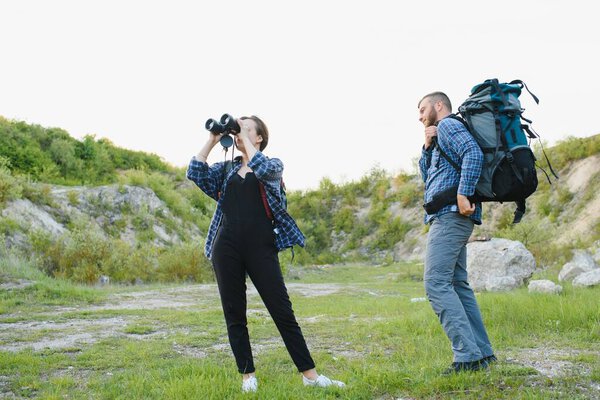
[436,111,451,123]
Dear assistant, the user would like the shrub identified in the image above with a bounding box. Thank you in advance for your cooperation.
[369,216,413,251]
[0,157,22,205]
[156,243,213,283]
[21,182,55,207]
[332,207,355,232]
[0,217,20,237]
[67,190,80,206]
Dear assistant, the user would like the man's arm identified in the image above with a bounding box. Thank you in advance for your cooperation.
[419,125,437,182]
[438,119,483,216]
[419,147,432,183]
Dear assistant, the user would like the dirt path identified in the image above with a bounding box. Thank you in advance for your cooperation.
[0,283,347,353]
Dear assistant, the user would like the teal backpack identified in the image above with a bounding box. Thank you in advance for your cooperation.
[436,79,557,223]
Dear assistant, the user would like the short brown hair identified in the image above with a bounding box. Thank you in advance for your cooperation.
[241,115,269,151]
[418,92,452,111]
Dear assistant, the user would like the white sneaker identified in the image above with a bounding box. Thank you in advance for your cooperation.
[303,374,345,388]
[242,376,258,393]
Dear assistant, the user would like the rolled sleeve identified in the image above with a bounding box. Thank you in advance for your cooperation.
[455,139,483,197]
[248,151,283,183]
[186,157,225,201]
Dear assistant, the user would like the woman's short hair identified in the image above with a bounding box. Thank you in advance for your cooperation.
[241,115,269,151]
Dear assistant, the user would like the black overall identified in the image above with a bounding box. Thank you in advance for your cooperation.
[211,171,315,374]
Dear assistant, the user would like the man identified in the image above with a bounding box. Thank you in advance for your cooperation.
[417,92,496,374]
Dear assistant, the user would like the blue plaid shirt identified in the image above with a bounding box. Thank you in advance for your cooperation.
[186,151,305,259]
[419,117,483,225]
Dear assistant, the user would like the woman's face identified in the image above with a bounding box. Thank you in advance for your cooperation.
[235,119,262,152]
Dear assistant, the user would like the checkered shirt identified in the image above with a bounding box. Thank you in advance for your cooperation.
[186,151,305,259]
[419,117,483,225]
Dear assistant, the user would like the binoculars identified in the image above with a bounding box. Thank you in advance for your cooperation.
[205,114,239,148]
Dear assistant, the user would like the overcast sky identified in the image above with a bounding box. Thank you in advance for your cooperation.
[1,0,598,190]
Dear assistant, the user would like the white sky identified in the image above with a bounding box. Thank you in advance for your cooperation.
[1,0,599,190]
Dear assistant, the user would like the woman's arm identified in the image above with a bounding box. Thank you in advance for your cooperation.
[186,134,226,201]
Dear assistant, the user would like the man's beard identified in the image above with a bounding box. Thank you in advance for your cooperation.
[423,108,438,127]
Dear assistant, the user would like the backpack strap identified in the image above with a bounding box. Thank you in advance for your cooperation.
[513,200,526,224]
[433,137,461,173]
[522,125,560,182]
[509,80,539,104]
[433,115,466,174]
[258,182,274,221]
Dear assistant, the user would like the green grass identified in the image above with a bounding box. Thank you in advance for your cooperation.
[0,261,598,399]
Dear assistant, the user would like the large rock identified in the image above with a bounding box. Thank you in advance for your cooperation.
[467,238,536,292]
[572,269,600,287]
[2,199,66,236]
[528,280,563,294]
[558,250,597,282]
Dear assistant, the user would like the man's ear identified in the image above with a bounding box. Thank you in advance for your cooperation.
[435,100,444,112]
[256,135,263,145]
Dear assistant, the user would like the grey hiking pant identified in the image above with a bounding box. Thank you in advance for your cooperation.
[424,212,494,363]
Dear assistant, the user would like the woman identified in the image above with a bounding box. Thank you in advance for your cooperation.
[186,115,345,393]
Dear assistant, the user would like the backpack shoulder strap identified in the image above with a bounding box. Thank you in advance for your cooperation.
[257,177,286,221]
[433,115,466,174]
[258,182,274,221]
[433,137,461,173]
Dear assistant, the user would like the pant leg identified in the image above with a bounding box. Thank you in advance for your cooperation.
[453,243,494,358]
[245,235,316,372]
[424,212,483,363]
[212,227,255,374]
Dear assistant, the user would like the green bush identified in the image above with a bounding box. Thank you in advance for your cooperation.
[21,182,55,207]
[332,207,355,232]
[0,217,20,237]
[156,243,213,282]
[66,190,80,206]
[0,157,22,205]
[0,118,175,186]
[369,216,413,251]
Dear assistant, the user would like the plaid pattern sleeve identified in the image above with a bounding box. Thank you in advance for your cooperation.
[186,157,226,201]
[420,118,483,225]
[419,146,433,183]
[186,157,231,258]
[249,151,305,250]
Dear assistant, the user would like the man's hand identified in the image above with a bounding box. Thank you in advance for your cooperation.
[457,194,475,216]
[424,126,437,150]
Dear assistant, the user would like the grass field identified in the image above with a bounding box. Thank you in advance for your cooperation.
[1,254,599,399]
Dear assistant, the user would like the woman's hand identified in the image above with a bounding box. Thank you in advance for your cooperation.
[234,119,259,161]
[236,119,252,141]
[196,131,222,162]
[208,131,222,146]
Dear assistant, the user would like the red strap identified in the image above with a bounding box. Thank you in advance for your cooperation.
[258,182,274,220]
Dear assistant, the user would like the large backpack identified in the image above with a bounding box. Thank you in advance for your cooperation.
[438,79,557,223]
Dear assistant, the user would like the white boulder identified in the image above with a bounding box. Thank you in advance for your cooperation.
[558,250,597,282]
[572,269,600,287]
[528,280,563,294]
[467,238,536,292]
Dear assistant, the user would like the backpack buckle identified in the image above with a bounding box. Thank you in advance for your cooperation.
[506,152,514,163]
